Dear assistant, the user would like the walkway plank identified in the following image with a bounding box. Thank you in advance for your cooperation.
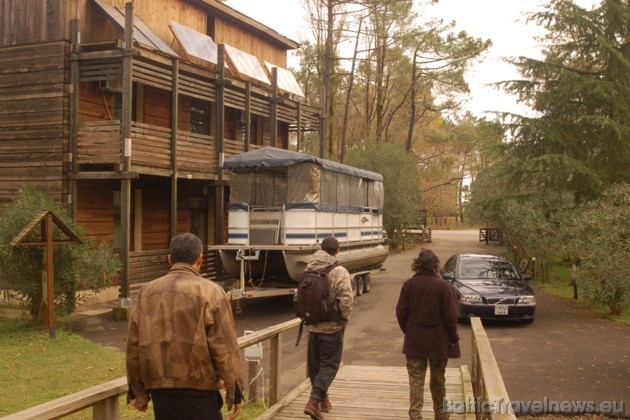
[258,365,471,419]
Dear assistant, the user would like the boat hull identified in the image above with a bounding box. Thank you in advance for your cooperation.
[219,243,389,282]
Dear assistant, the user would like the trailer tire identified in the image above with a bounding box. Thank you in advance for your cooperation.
[363,274,371,293]
[356,276,364,296]
[351,277,357,296]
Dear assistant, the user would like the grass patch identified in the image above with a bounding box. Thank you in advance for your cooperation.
[534,263,630,325]
[0,317,126,417]
[0,316,270,419]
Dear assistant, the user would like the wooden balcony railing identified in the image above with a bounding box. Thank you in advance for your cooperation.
[130,121,171,170]
[178,130,217,173]
[77,121,255,176]
[77,120,123,166]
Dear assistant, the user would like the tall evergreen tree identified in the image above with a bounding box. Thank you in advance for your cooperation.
[501,0,630,201]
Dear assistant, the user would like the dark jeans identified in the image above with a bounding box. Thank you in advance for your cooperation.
[307,329,344,401]
[150,388,223,420]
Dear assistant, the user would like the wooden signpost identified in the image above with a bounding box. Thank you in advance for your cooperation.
[10,211,82,338]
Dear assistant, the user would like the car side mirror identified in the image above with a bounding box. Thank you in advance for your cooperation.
[522,274,532,281]
[442,272,455,281]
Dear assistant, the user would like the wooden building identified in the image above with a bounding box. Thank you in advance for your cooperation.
[0,0,319,297]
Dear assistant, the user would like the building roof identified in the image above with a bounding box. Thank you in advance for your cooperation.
[195,0,300,50]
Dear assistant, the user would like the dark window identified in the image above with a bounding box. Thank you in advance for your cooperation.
[191,99,210,135]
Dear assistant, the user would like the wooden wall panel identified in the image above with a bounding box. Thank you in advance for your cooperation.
[0,0,68,47]
[178,94,192,132]
[143,85,171,128]
[177,200,190,235]
[140,183,171,250]
[0,42,68,205]
[214,18,287,68]
[78,0,206,48]
[76,179,116,244]
[78,82,119,122]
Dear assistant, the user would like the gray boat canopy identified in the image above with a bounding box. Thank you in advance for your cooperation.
[223,146,383,182]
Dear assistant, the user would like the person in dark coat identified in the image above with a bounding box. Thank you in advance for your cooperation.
[396,249,460,420]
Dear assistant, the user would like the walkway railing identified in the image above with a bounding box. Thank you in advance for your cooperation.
[470,317,516,419]
[3,317,515,419]
[2,318,301,420]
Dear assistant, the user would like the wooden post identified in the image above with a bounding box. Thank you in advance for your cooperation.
[171,59,179,240]
[69,18,80,221]
[248,360,258,402]
[269,332,282,405]
[215,45,226,284]
[120,2,134,299]
[92,395,119,420]
[244,82,251,151]
[45,214,55,339]
[270,67,278,147]
[296,102,302,151]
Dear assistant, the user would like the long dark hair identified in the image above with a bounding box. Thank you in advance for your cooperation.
[411,248,440,274]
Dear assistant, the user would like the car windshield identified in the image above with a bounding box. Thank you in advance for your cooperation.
[458,259,521,280]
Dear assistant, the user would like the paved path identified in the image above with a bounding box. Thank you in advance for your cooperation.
[69,230,629,417]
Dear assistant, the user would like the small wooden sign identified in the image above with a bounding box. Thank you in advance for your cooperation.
[10,211,82,338]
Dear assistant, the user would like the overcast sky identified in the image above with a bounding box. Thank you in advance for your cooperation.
[226,0,598,118]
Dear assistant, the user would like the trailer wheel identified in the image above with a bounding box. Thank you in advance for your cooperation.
[356,276,364,296]
[351,277,357,296]
[363,274,371,293]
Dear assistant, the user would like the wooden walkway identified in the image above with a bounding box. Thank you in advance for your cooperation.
[258,365,475,419]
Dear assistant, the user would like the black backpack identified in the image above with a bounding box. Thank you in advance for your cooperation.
[293,263,338,326]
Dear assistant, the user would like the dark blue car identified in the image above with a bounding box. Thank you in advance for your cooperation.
[442,254,536,324]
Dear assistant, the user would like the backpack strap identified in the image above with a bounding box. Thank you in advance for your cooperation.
[322,262,338,274]
[295,320,304,347]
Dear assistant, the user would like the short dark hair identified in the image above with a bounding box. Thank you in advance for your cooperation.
[169,233,203,265]
[321,237,340,256]
[411,248,440,274]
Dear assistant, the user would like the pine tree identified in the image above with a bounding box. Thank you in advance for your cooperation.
[501,0,630,201]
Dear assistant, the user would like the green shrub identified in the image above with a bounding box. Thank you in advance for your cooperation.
[346,143,422,248]
[562,184,630,315]
[0,188,120,322]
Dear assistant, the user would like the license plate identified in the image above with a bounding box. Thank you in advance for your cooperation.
[494,305,508,315]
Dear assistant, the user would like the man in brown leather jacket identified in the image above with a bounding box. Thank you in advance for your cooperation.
[396,248,460,420]
[126,233,244,420]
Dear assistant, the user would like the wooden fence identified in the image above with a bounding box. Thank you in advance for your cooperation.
[4,317,516,419]
[1,319,302,420]
[470,317,516,419]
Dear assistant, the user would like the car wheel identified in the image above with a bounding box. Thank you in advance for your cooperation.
[356,276,364,296]
[522,318,534,325]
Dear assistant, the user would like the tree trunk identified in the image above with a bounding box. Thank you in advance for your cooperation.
[405,50,419,152]
[322,0,334,158]
[340,17,362,163]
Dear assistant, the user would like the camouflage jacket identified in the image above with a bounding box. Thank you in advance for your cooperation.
[305,250,354,334]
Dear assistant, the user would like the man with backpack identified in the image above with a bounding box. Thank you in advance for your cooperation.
[300,237,353,420]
